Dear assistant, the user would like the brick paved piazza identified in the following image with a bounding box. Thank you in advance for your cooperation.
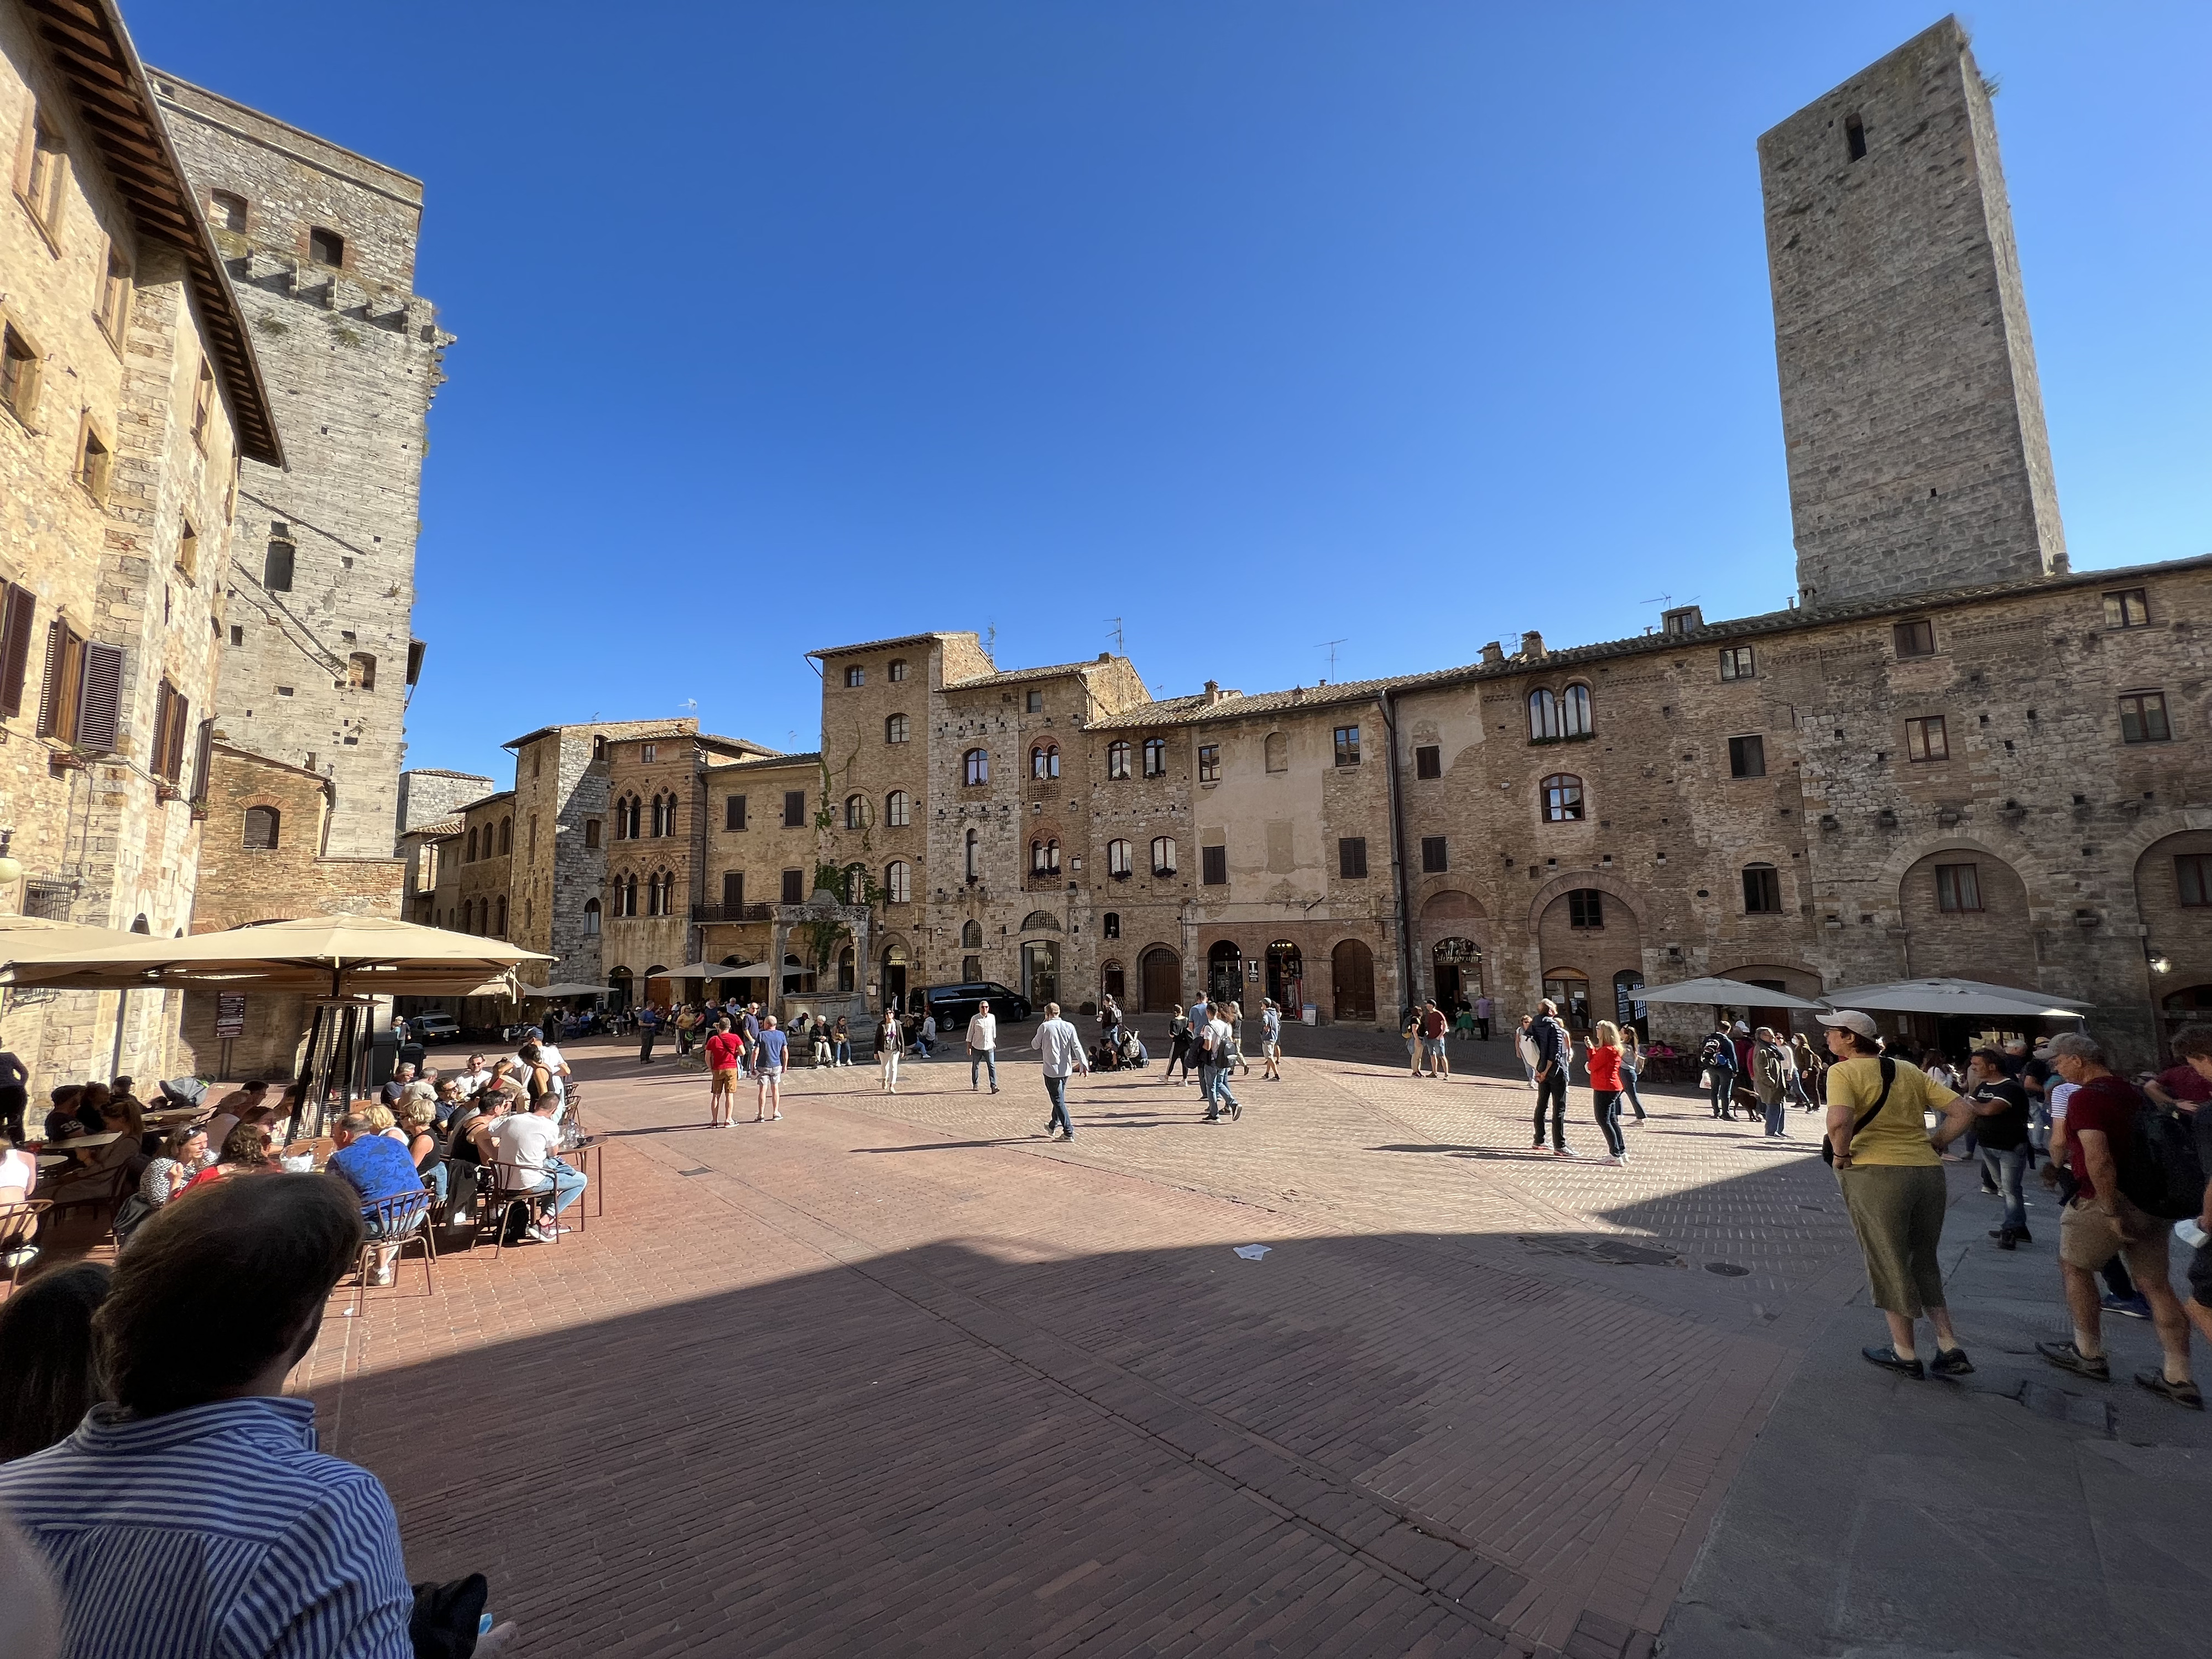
[300,1031,1875,1659]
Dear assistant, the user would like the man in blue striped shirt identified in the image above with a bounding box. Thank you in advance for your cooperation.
[0,1174,416,1658]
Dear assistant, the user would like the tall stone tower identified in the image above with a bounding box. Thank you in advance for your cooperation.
[1759,15,2066,609]
[149,73,450,857]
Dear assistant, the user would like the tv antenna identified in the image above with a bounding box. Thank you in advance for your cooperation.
[1105,616,1124,654]
[1316,638,1347,680]
[679,697,698,717]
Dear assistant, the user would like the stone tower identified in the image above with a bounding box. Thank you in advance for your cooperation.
[149,72,450,857]
[1759,15,2066,609]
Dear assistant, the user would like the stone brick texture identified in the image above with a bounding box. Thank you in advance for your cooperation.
[1,13,251,1082]
[153,70,446,860]
[1760,17,2067,609]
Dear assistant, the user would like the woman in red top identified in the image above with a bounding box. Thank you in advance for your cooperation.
[1585,1022,1629,1166]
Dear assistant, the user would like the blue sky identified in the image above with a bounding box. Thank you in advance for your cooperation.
[128,2,2209,780]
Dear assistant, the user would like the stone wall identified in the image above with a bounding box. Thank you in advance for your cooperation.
[153,71,448,859]
[397,768,495,834]
[1760,17,2067,608]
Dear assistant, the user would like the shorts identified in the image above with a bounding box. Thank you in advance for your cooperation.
[2191,1239,2212,1311]
[711,1068,738,1087]
[757,1065,784,1079]
[1422,1038,1447,1061]
[2059,1194,2169,1278]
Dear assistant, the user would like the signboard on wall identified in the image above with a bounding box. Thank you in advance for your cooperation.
[215,994,247,1039]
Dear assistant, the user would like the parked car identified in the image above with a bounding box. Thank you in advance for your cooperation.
[907,982,1031,1029]
[406,1010,461,1044]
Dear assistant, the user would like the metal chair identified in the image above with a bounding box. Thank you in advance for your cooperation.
[354,1189,437,1314]
[476,1161,557,1260]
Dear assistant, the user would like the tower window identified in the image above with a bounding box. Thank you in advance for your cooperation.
[307,226,345,267]
[264,538,295,592]
[1844,113,1867,161]
[1728,735,1766,778]
[1421,836,1448,873]
[210,190,247,232]
[844,665,864,687]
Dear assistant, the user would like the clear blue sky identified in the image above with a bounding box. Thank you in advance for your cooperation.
[128,2,2209,781]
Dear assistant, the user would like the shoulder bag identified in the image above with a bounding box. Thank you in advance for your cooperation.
[1821,1056,1896,1167]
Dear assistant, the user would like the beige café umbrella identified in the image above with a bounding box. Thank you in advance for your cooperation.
[1630,975,1827,1011]
[1817,978,2091,1018]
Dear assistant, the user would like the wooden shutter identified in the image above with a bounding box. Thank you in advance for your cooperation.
[164,691,190,780]
[189,717,215,806]
[0,585,32,716]
[76,641,123,753]
[149,681,173,777]
[34,619,64,737]
[722,871,743,910]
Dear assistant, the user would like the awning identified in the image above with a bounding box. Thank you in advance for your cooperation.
[646,962,757,980]
[520,982,614,999]
[1630,976,1827,1011]
[1818,978,2091,1017]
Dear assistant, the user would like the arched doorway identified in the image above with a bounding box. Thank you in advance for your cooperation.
[1431,937,1481,1010]
[1102,959,1125,1003]
[1332,939,1375,1021]
[1613,968,1646,1034]
[1021,939,1058,1006]
[1898,848,2034,987]
[1543,968,1592,1030]
[644,966,671,1009]
[1140,946,1181,1012]
[1266,941,1304,1015]
[837,946,855,993]
[881,943,908,1013]
[1207,940,1242,1003]
[606,966,632,1012]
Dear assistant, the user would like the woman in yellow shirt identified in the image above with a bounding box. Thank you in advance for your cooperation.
[1820,1010,1983,1380]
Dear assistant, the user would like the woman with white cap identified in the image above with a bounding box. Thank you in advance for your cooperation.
[1822,1008,1984,1379]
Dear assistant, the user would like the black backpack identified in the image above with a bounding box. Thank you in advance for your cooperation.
[2118,1095,2208,1220]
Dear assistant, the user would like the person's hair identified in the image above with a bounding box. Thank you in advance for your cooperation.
[95,1174,362,1417]
[218,1121,274,1167]
[162,1125,207,1161]
[394,1098,437,1134]
[395,1062,415,1077]
[1971,1047,2009,1072]
[518,1042,542,1065]
[0,1261,111,1461]
[1538,999,1556,1015]
[1594,1019,1620,1048]
[336,1110,375,1138]
[2171,1024,2212,1061]
[2046,1032,2103,1066]
[241,1079,267,1095]
[1046,1003,1061,1016]
[361,1103,397,1134]
[101,1094,146,1137]
[763,1015,778,1028]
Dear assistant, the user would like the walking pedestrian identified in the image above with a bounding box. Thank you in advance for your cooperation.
[637,1004,659,1065]
[1229,1000,1251,1076]
[1753,1026,1792,1137]
[1032,1001,1088,1140]
[1701,1026,1737,1119]
[1402,1008,1425,1077]
[1587,1021,1629,1165]
[1531,1000,1572,1156]
[1260,999,1284,1081]
[1199,1001,1243,1123]
[1620,1026,1648,1123]
[1820,1010,1980,1380]
[2033,1032,2200,1408]
[1421,999,1451,1081]
[968,1000,999,1093]
[1167,1010,1196,1084]
[1515,1016,1540,1090]
[2044,1056,2154,1318]
[1790,1033,1823,1110]
[878,1009,902,1093]
[704,1020,742,1128]
[1474,993,1494,1042]
[753,1015,787,1121]
[1963,1048,2033,1247]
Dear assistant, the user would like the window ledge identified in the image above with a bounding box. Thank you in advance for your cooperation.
[14,196,61,258]
[1527,732,1595,747]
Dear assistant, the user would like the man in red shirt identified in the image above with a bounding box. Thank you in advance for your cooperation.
[703,1019,744,1129]
[1420,999,1451,1081]
[2036,1032,2200,1408]
[2146,1061,2212,1109]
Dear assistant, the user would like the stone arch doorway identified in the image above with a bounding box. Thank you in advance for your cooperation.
[1897,847,2034,985]
[606,966,633,1012]
[2137,830,2212,1001]
[1332,938,1375,1022]
[1431,937,1482,1011]
[1418,890,1488,1005]
[881,942,909,1013]
[1266,941,1304,1016]
[643,966,671,1009]
[1102,959,1125,1003]
[1207,940,1243,1003]
[1139,946,1181,1013]
[1535,885,1641,1029]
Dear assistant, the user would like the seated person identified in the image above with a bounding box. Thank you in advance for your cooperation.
[113,1125,212,1244]
[41,1086,85,1143]
[327,1111,431,1287]
[0,1173,518,1655]
[487,1091,585,1245]
[184,1121,278,1190]
[1121,1030,1149,1067]
[393,1095,446,1204]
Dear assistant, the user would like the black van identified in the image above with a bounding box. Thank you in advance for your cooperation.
[908,982,1032,1029]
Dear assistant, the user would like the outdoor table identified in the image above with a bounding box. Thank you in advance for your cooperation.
[555,1135,603,1227]
[35,1154,69,1168]
[66,1131,124,1147]
[145,1108,208,1124]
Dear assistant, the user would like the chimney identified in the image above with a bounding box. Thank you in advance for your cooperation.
[1479,641,1504,667]
[1520,630,1546,659]
[1203,679,1222,706]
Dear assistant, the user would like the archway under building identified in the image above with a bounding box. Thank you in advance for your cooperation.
[1542,968,1592,1031]
[1266,941,1304,1018]
[1207,940,1243,1004]
[1021,940,1059,1007]
[1419,890,1488,1008]
[1139,946,1181,1013]
[606,966,632,1011]
[1332,938,1375,1022]
[1432,937,1482,1012]
[1102,959,1125,1003]
[643,966,670,1009]
[881,943,909,1013]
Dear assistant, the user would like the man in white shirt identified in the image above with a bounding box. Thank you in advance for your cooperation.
[1031,1002,1088,1141]
[516,1027,571,1107]
[967,1002,999,1093]
[1199,1003,1243,1123]
[453,1054,494,1099]
[487,1093,585,1245]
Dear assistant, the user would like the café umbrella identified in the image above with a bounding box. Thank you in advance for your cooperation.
[1630,976,1827,1010]
[1815,977,2091,1018]
[520,982,614,999]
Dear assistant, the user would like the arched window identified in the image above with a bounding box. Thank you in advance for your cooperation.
[885,860,911,903]
[1264,733,1288,773]
[466,826,478,862]
[243,805,280,850]
[498,816,512,854]
[615,795,641,839]
[1031,743,1059,780]
[615,874,637,917]
[885,713,909,744]
[1528,688,1559,741]
[964,827,980,881]
[1107,740,1131,780]
[651,794,674,837]
[1020,911,1061,932]
[963,748,989,786]
[494,895,508,936]
[1541,774,1585,822]
[1107,838,1132,878]
[844,794,866,830]
[1031,838,1060,875]
[583,898,601,935]
[346,651,375,691]
[885,789,909,827]
[1103,912,1120,940]
[1743,863,1783,913]
[1151,836,1177,876]
[1142,737,1167,777]
[1561,683,1592,737]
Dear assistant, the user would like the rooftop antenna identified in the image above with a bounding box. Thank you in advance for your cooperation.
[1640,594,1672,608]
[1105,616,1124,654]
[679,698,698,717]
[1316,638,1347,680]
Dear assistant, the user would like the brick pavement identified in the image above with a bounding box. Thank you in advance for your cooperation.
[300,1031,1877,1658]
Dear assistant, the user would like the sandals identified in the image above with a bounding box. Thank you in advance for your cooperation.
[2036,1340,2110,1382]
[2135,1371,2205,1411]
